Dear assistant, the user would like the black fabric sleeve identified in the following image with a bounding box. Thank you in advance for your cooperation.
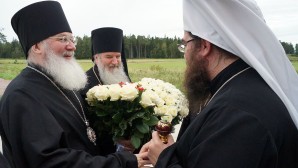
[0,152,10,168]
[1,91,137,168]
[155,143,183,168]
[155,107,277,168]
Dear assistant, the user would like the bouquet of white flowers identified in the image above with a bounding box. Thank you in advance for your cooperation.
[85,78,189,148]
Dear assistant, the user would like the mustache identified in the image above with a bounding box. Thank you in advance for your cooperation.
[63,51,75,57]
[108,64,119,68]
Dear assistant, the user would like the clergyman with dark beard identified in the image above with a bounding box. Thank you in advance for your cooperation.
[0,1,149,168]
[138,0,298,167]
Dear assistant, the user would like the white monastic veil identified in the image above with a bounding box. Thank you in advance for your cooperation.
[183,0,298,129]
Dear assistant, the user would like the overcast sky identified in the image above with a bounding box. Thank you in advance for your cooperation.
[1,0,298,44]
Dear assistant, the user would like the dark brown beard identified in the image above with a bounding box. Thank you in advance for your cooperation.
[184,52,211,115]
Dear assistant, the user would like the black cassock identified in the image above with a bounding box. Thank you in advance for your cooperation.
[0,66,136,168]
[81,65,117,155]
[80,62,131,156]
[0,152,10,168]
[158,60,298,168]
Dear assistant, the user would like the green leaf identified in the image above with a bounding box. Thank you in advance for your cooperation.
[131,135,141,149]
[127,112,145,126]
[119,121,127,129]
[134,130,145,138]
[143,115,159,126]
[136,112,146,117]
[136,123,149,133]
[112,112,123,123]
[95,110,110,117]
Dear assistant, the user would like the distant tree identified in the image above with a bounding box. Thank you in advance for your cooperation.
[0,28,7,43]
[0,38,22,58]
[0,28,7,57]
[280,41,294,54]
[0,34,183,59]
[75,35,91,59]
[10,39,23,58]
[295,44,298,56]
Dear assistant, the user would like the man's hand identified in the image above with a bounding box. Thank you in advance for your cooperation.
[147,131,175,166]
[135,151,151,168]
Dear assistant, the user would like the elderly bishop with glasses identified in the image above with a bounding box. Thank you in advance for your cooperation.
[0,1,149,168]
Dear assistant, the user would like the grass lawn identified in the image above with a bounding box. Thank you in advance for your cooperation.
[1,57,297,92]
[0,58,187,91]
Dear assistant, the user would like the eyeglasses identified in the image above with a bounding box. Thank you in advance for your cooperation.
[49,35,77,46]
[177,39,196,53]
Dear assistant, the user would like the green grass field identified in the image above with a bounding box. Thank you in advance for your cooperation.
[0,58,187,91]
[1,57,297,92]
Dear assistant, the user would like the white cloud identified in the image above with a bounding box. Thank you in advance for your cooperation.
[257,0,298,44]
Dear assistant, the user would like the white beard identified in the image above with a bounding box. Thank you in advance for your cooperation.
[42,47,87,91]
[96,61,130,85]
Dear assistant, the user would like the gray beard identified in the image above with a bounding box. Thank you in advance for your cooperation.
[96,61,130,85]
[42,48,87,91]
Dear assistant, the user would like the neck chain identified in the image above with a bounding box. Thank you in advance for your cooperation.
[27,65,96,145]
[92,66,102,85]
[199,67,251,114]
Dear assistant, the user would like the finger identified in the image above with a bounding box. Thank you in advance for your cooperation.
[167,134,175,143]
[151,131,164,144]
[136,151,148,160]
[139,142,150,153]
[152,131,159,139]
[136,153,151,167]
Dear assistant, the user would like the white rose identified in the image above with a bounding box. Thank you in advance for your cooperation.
[85,97,94,105]
[154,106,167,116]
[158,91,168,100]
[164,95,176,106]
[107,84,122,101]
[167,106,178,117]
[143,90,164,107]
[161,115,173,123]
[140,90,155,107]
[179,106,189,117]
[94,85,109,101]
[120,84,139,101]
[86,87,95,100]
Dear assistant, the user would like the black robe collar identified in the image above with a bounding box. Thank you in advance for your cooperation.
[210,59,251,96]
[92,65,103,85]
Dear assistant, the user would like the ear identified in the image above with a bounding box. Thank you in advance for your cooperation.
[31,43,43,55]
[199,39,212,58]
[94,54,100,64]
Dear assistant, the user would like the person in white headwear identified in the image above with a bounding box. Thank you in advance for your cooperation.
[138,0,298,167]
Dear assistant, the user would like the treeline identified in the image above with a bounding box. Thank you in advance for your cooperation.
[280,41,297,55]
[0,32,297,59]
[75,35,183,59]
[0,34,184,59]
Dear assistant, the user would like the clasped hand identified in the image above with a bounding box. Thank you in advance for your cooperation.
[135,131,175,167]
